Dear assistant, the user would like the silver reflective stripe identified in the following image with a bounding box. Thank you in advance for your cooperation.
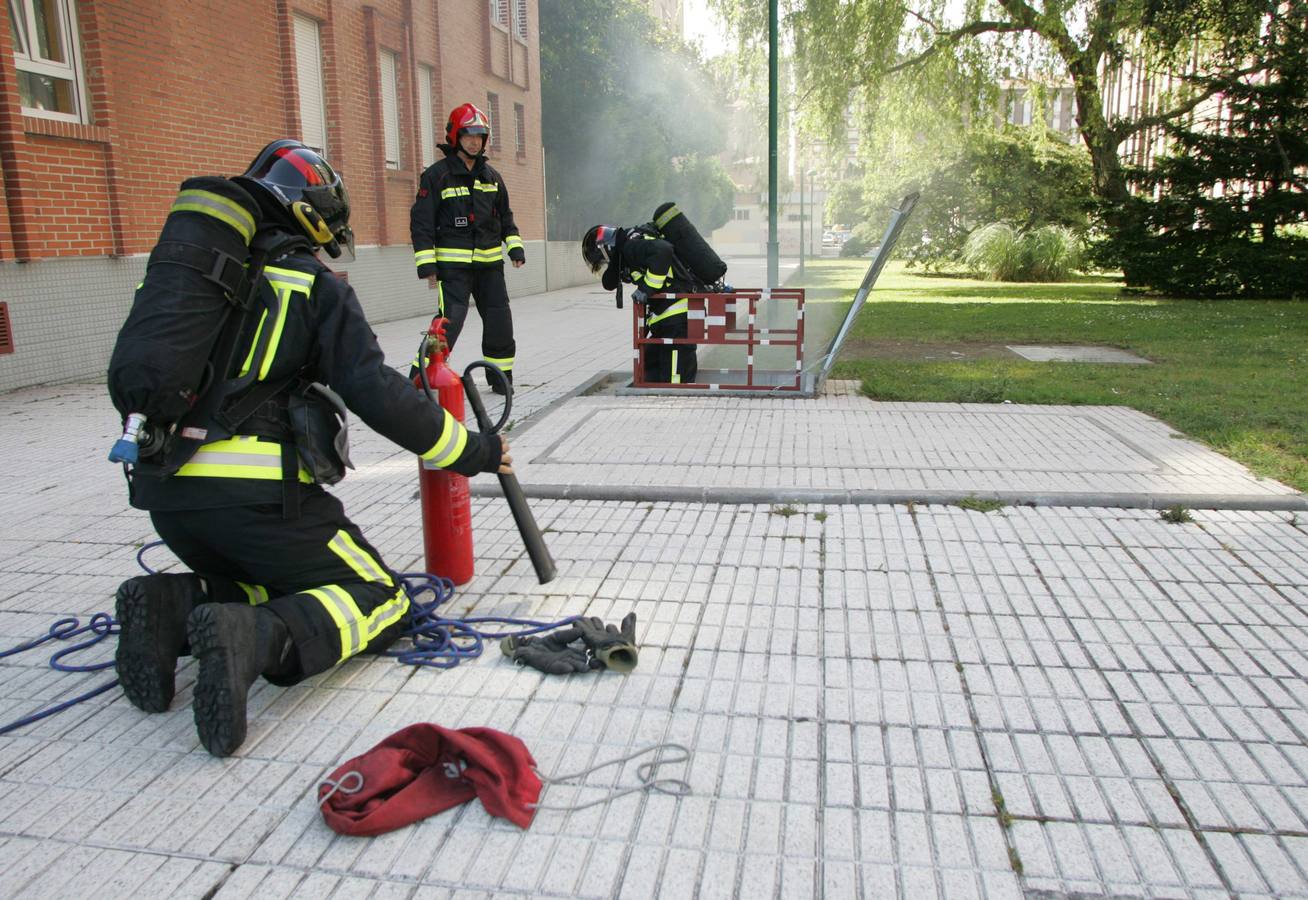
[367,588,409,639]
[329,531,390,584]
[190,451,279,469]
[322,585,363,656]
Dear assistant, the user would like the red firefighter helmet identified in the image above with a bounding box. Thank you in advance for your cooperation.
[445,103,491,149]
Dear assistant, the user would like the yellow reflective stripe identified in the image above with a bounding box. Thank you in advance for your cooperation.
[265,266,315,292]
[504,235,523,250]
[643,267,672,290]
[655,204,681,230]
[415,249,438,267]
[648,299,689,325]
[473,181,499,192]
[671,350,681,384]
[363,585,410,641]
[328,530,394,587]
[176,436,281,479]
[437,281,445,316]
[259,290,292,379]
[175,436,312,482]
[251,268,312,379]
[237,582,270,605]
[239,308,270,376]
[472,247,505,262]
[420,408,470,468]
[484,355,514,371]
[440,186,471,199]
[306,586,361,661]
[171,189,256,243]
[435,248,474,263]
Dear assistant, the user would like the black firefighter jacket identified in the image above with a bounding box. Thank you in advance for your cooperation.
[410,146,524,278]
[131,238,501,511]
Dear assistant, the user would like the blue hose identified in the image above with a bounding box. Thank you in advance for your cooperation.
[0,543,575,733]
[0,613,120,736]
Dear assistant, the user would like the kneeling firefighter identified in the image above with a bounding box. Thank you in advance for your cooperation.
[107,140,511,757]
[581,202,728,385]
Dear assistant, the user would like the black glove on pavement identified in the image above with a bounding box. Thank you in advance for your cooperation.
[575,613,639,673]
[501,625,597,675]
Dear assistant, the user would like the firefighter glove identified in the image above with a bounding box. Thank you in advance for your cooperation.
[631,288,649,307]
[501,625,596,675]
[575,613,639,673]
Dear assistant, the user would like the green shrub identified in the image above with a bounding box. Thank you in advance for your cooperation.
[962,222,1084,281]
[962,223,1024,280]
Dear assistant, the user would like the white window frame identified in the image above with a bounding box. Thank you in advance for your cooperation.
[486,92,500,153]
[380,49,401,169]
[293,14,328,155]
[9,0,88,123]
[489,0,509,30]
[418,64,435,168]
[512,0,528,41]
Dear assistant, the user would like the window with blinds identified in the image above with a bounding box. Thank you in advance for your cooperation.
[514,103,525,156]
[293,15,327,154]
[380,50,400,169]
[418,65,435,168]
[512,0,528,41]
[488,0,509,28]
[486,92,500,153]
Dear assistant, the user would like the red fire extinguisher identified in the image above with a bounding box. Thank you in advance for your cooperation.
[415,318,475,584]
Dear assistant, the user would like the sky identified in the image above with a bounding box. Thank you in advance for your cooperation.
[682,0,730,59]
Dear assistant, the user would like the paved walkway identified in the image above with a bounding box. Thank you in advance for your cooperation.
[1,258,1307,899]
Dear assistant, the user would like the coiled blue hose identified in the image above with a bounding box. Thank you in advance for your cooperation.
[0,542,574,734]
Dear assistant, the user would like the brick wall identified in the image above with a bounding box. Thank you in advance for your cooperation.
[0,0,544,261]
[0,0,559,391]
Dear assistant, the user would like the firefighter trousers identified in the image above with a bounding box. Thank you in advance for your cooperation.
[644,303,698,384]
[149,486,409,684]
[436,265,515,375]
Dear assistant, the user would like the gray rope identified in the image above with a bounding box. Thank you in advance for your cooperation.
[318,770,364,806]
[530,742,692,812]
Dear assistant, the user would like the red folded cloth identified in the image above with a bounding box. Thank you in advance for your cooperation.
[318,723,542,836]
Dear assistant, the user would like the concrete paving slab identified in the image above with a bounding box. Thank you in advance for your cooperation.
[2,257,1307,897]
[1008,345,1153,364]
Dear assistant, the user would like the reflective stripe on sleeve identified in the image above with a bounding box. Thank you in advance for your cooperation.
[504,235,523,251]
[420,408,470,468]
[415,248,438,268]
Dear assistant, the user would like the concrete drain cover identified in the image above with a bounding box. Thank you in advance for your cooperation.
[1007,345,1151,364]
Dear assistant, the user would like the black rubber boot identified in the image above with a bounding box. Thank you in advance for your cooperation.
[187,603,289,757]
[114,574,205,713]
[490,370,513,396]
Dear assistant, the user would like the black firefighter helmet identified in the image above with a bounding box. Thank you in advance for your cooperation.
[238,139,354,258]
[581,224,620,274]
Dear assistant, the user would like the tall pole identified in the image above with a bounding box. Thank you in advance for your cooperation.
[766,0,779,288]
[798,167,805,276]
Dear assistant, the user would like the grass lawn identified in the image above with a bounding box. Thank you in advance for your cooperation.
[789,259,1308,492]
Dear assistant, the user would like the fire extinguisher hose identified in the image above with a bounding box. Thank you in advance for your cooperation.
[461,362,557,585]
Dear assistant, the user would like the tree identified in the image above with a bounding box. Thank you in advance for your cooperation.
[711,0,1277,212]
[1103,7,1308,297]
[875,125,1094,268]
[539,0,736,239]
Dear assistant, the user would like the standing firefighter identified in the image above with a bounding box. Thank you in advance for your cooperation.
[108,140,510,757]
[411,103,524,394]
[582,202,728,385]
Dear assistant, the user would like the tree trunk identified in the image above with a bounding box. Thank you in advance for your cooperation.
[1065,56,1131,207]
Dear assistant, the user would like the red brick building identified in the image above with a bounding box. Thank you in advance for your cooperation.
[0,0,548,390]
